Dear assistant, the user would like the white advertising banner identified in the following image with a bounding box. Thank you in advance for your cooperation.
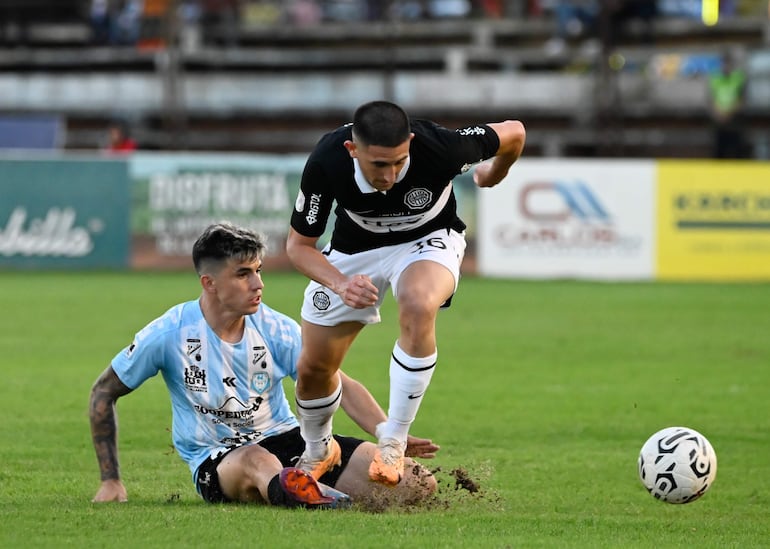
[477,159,656,280]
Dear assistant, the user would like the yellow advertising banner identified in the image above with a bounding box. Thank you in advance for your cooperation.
[657,161,770,280]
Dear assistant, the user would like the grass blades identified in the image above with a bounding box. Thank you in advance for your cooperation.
[1,271,768,548]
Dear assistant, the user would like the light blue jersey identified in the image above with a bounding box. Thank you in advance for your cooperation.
[111,300,301,482]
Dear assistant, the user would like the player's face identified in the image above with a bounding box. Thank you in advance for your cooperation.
[346,135,413,192]
[212,258,264,315]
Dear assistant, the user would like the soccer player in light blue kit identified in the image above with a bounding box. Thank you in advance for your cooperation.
[89,222,437,508]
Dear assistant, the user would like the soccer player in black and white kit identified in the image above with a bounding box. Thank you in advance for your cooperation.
[287,101,526,486]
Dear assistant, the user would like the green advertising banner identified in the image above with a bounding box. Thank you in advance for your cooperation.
[129,153,310,269]
[0,152,479,272]
[0,157,130,269]
[128,152,479,271]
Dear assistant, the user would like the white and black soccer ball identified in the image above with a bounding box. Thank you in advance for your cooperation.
[637,426,717,504]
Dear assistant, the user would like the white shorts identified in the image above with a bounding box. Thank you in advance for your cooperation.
[300,228,467,326]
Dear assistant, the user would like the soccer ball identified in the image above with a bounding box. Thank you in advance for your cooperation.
[637,426,717,504]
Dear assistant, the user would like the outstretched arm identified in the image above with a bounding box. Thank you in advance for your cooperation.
[473,119,526,189]
[89,366,132,502]
[339,371,440,458]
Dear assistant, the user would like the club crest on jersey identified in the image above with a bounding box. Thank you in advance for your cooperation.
[251,372,271,394]
[404,188,432,210]
[313,290,331,311]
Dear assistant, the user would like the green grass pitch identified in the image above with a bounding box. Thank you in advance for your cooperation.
[1,270,768,548]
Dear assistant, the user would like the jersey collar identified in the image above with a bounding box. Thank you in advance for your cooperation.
[353,156,411,194]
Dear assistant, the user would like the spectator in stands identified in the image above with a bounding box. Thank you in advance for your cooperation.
[608,0,658,45]
[201,0,240,46]
[708,49,749,159]
[287,0,323,26]
[178,0,204,51]
[90,0,111,44]
[542,0,599,56]
[385,0,473,21]
[111,0,144,45]
[388,1,426,20]
[90,0,144,46]
[428,0,472,18]
[474,0,505,18]
[105,120,138,153]
[0,2,33,46]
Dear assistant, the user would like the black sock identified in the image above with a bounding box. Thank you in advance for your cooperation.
[267,474,298,507]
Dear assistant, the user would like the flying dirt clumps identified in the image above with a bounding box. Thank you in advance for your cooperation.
[351,463,500,514]
[449,467,480,493]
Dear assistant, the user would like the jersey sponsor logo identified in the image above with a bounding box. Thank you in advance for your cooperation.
[404,188,432,210]
[186,338,202,361]
[358,214,424,231]
[252,346,266,366]
[312,290,331,310]
[251,372,271,394]
[456,126,486,136]
[345,183,453,234]
[184,364,208,392]
[194,395,264,425]
[221,432,261,446]
[305,193,322,225]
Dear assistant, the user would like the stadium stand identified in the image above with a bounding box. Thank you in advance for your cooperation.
[0,0,768,158]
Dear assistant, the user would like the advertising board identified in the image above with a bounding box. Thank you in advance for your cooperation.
[0,157,130,269]
[478,159,656,280]
[656,161,770,280]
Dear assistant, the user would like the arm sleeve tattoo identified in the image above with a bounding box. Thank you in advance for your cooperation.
[89,367,132,481]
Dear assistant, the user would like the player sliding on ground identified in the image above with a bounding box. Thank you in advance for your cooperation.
[89,223,438,508]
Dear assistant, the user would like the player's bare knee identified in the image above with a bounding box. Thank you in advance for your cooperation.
[217,448,273,503]
[398,297,438,326]
[297,356,339,380]
[402,458,437,497]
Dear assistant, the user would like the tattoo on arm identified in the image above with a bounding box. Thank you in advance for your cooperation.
[89,367,132,481]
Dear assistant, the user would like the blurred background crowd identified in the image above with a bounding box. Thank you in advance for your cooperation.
[0,0,769,159]
[2,1,765,47]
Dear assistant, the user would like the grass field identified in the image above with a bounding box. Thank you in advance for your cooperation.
[1,270,768,548]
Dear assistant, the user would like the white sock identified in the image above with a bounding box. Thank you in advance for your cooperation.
[379,342,436,443]
[295,380,341,460]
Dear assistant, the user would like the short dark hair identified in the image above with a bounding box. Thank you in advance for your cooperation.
[351,101,411,147]
[192,223,267,275]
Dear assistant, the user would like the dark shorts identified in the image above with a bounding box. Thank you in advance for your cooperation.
[195,427,364,503]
